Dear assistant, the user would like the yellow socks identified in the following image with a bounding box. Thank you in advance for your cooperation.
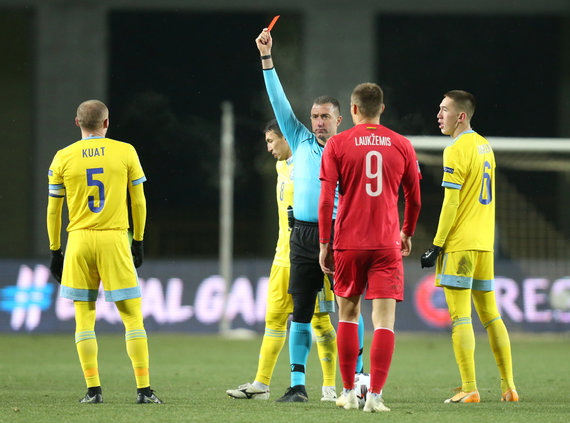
[312,312,337,387]
[117,298,150,388]
[446,288,517,395]
[444,288,477,392]
[451,318,477,392]
[254,312,288,385]
[254,311,337,387]
[74,301,100,388]
[473,290,516,392]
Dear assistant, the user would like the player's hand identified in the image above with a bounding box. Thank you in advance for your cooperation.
[131,240,144,268]
[50,249,64,283]
[400,231,412,257]
[420,245,442,268]
[319,243,335,276]
[255,29,272,56]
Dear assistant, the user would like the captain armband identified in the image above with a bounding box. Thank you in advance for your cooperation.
[48,183,66,198]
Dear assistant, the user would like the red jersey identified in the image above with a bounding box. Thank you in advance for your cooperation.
[319,123,421,250]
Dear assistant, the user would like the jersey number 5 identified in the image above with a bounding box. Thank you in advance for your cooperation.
[87,168,105,213]
[479,161,492,205]
[365,151,383,197]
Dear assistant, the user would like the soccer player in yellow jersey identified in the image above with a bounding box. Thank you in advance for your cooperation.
[421,90,518,403]
[226,120,338,401]
[46,99,162,404]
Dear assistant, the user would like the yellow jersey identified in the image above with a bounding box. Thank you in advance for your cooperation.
[437,130,495,252]
[48,136,146,232]
[273,158,294,267]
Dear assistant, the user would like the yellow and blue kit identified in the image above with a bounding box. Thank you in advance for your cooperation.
[47,136,146,301]
[434,130,495,290]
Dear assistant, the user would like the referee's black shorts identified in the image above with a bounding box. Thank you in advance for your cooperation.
[288,219,334,295]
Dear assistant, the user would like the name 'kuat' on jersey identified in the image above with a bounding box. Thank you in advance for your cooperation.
[48,137,146,233]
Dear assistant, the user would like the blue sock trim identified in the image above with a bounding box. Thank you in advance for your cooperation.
[265,327,287,338]
[125,329,147,340]
[483,316,501,328]
[451,317,472,327]
[75,330,96,343]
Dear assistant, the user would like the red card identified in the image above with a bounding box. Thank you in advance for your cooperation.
[267,15,280,31]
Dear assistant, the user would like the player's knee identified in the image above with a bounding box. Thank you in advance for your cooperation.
[117,300,144,330]
[265,312,288,332]
[74,301,96,331]
[311,312,333,334]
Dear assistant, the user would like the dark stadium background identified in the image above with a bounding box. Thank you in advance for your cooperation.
[105,12,564,258]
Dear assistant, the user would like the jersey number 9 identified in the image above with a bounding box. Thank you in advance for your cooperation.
[365,151,383,197]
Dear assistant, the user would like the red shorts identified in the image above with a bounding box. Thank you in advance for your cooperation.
[334,248,404,301]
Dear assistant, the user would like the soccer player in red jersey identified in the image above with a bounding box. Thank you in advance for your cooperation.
[318,83,421,412]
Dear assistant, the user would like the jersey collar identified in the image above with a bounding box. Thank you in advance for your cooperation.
[453,129,474,141]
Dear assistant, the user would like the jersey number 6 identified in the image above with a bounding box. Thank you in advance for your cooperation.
[87,168,105,213]
[479,161,492,205]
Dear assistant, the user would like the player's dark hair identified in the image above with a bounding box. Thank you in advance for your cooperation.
[264,119,283,137]
[77,99,108,131]
[313,95,341,116]
[351,83,383,118]
[444,90,476,120]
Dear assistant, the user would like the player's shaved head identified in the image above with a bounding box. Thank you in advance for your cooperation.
[444,90,476,120]
[77,100,109,131]
[351,83,383,118]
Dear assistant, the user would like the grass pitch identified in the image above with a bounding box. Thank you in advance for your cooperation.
[1,332,568,423]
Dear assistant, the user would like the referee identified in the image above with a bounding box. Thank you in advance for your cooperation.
[256,28,364,402]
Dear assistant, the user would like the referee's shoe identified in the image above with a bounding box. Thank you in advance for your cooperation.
[275,385,308,403]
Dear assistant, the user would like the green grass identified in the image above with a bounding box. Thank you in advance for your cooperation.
[1,332,568,422]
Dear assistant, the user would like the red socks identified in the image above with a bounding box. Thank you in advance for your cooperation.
[370,328,395,394]
[337,321,359,390]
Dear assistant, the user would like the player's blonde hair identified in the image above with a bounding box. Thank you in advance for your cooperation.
[77,100,108,131]
[351,83,383,118]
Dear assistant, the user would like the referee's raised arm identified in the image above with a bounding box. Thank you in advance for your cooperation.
[256,29,274,70]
